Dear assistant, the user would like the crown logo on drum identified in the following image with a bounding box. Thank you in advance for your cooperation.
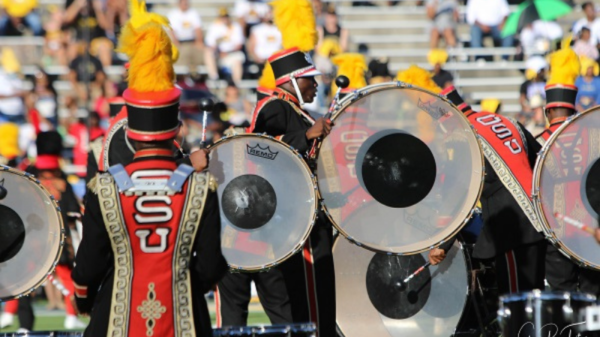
[417,98,449,120]
[247,143,279,160]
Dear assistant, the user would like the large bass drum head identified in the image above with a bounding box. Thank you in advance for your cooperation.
[0,166,64,300]
[209,134,317,271]
[334,235,468,336]
[317,83,484,254]
[534,106,600,270]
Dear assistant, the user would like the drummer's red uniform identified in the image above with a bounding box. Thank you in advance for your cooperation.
[537,118,600,295]
[72,149,227,337]
[442,86,545,294]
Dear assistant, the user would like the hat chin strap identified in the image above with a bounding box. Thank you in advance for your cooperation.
[291,77,305,106]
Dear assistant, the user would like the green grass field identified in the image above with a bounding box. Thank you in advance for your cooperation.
[0,299,270,333]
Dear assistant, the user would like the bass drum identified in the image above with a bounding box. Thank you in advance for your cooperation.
[317,82,484,254]
[208,134,318,271]
[0,165,64,301]
[334,233,469,337]
[213,323,316,336]
[533,106,600,270]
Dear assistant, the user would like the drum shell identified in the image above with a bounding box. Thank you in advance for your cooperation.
[316,82,484,255]
[498,291,596,337]
[208,134,318,271]
[0,165,64,301]
[532,106,600,270]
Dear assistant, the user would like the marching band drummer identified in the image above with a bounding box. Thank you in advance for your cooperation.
[429,80,547,295]
[71,1,227,336]
[245,0,334,335]
[537,50,600,296]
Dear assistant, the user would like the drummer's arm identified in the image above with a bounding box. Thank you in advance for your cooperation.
[192,187,228,293]
[71,192,113,314]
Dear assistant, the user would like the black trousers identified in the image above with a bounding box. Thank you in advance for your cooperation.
[216,214,336,336]
[495,241,546,294]
[216,269,292,326]
[18,296,34,331]
[546,242,600,296]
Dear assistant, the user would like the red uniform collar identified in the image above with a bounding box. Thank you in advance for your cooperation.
[273,88,300,107]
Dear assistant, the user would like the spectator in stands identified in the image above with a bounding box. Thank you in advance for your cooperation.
[519,56,547,116]
[222,84,251,123]
[574,27,599,61]
[63,0,112,67]
[204,8,245,83]
[0,0,43,36]
[168,0,204,73]
[313,0,325,26]
[466,0,513,60]
[94,80,117,121]
[429,49,454,89]
[68,41,106,104]
[0,48,26,124]
[521,94,545,135]
[520,20,563,56]
[233,0,270,37]
[426,0,458,49]
[30,67,59,128]
[572,2,600,47]
[575,57,600,112]
[317,5,348,54]
[247,9,281,68]
[105,0,128,43]
[43,5,68,66]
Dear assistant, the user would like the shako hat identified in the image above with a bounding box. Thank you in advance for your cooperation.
[545,47,579,111]
[117,0,181,142]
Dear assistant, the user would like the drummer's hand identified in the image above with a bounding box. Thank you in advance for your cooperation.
[595,228,600,244]
[189,148,209,172]
[428,248,446,265]
[306,118,332,140]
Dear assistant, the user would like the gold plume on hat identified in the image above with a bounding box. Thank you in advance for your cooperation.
[427,49,448,66]
[271,0,318,52]
[258,62,276,90]
[580,56,599,76]
[547,47,580,86]
[118,0,178,92]
[396,65,442,94]
[481,98,501,114]
[331,53,367,92]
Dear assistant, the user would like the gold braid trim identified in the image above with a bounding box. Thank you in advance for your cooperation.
[97,173,133,337]
[90,137,103,164]
[478,138,543,232]
[172,172,212,336]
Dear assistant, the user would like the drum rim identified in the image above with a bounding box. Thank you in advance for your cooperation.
[207,133,318,272]
[500,289,597,303]
[333,235,471,337]
[317,81,485,255]
[531,105,600,271]
[0,165,65,301]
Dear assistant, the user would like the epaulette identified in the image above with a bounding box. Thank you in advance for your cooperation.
[87,174,99,194]
[207,172,218,192]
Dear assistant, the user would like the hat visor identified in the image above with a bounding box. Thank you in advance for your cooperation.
[296,68,322,78]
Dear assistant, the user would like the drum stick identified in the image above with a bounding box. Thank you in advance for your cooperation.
[403,262,431,285]
[48,274,70,297]
[199,98,214,146]
[324,76,349,120]
[554,212,597,235]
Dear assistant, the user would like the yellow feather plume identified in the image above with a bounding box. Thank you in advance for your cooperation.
[547,48,580,86]
[580,56,599,76]
[331,53,367,93]
[427,49,448,66]
[118,0,179,92]
[118,21,175,92]
[271,0,317,52]
[396,65,441,94]
[258,62,276,90]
